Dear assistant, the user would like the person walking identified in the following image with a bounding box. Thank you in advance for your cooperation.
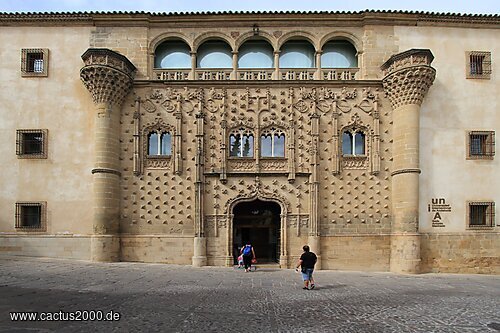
[240,242,256,272]
[295,245,317,290]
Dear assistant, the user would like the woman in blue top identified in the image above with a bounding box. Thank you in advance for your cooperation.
[240,242,256,272]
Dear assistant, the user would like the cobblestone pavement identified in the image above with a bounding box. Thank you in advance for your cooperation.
[0,257,499,333]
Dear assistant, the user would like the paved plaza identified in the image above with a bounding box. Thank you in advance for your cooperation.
[0,257,499,333]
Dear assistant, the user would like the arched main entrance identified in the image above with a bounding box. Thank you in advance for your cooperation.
[232,199,281,264]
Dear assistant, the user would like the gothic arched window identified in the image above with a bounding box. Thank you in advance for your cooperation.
[148,131,172,156]
[229,128,254,157]
[261,128,285,157]
[342,130,365,155]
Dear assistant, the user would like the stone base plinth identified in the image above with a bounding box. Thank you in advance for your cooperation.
[192,237,207,267]
[308,235,322,270]
[390,234,421,274]
[91,235,120,262]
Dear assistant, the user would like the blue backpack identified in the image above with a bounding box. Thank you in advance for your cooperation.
[242,245,252,256]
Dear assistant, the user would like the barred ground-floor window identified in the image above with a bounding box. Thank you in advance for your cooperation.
[467,201,495,229]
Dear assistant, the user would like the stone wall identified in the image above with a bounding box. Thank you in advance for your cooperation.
[421,233,500,274]
[90,26,149,78]
[321,235,391,271]
[0,236,91,260]
[120,235,193,264]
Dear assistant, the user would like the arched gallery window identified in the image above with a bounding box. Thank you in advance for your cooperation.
[154,40,191,69]
[148,131,172,156]
[238,40,274,68]
[261,128,285,157]
[229,128,254,157]
[197,40,232,68]
[321,40,358,68]
[279,40,315,68]
[342,130,365,155]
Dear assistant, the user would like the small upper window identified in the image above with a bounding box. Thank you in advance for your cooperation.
[21,48,48,77]
[468,202,495,228]
[342,130,365,156]
[467,131,495,160]
[16,129,48,159]
[261,128,285,157]
[229,128,254,157]
[154,40,191,69]
[321,41,358,68]
[148,131,171,156]
[15,202,46,231]
[466,51,491,79]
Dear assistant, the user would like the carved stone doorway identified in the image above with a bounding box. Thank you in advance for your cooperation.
[232,199,281,264]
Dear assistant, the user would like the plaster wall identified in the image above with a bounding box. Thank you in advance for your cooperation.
[0,26,94,258]
[395,26,499,233]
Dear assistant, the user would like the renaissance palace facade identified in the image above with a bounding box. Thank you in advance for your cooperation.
[0,10,498,273]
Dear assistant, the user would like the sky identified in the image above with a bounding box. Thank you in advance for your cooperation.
[0,0,498,15]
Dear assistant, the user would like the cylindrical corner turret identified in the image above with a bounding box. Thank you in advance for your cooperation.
[382,49,436,274]
[80,48,136,262]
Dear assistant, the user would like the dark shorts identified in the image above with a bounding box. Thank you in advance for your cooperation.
[301,268,314,281]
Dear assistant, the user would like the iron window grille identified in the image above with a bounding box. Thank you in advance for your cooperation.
[21,48,49,77]
[467,131,495,160]
[16,129,48,159]
[467,202,495,229]
[15,202,47,231]
[466,51,491,79]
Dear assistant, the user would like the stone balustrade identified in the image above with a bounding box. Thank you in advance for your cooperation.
[151,67,359,81]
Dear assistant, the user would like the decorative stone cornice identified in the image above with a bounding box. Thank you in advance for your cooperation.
[80,48,136,106]
[381,49,436,109]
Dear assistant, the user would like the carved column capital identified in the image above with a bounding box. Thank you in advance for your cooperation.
[80,48,136,106]
[381,49,436,109]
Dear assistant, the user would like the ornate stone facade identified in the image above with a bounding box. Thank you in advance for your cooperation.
[1,11,498,274]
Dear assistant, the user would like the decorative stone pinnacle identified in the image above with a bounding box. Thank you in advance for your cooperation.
[381,49,436,109]
[80,48,136,106]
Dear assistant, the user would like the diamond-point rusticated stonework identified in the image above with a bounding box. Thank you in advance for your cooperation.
[381,49,436,109]
[80,48,136,105]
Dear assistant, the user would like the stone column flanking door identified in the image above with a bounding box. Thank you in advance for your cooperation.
[80,48,136,262]
[309,112,321,270]
[381,49,436,274]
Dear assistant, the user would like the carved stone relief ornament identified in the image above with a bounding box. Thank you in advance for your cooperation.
[287,215,309,228]
[142,87,199,115]
[381,49,436,109]
[223,182,290,215]
[246,87,271,113]
[204,215,228,237]
[354,87,380,114]
[205,87,225,113]
[80,48,136,107]
[336,87,357,113]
